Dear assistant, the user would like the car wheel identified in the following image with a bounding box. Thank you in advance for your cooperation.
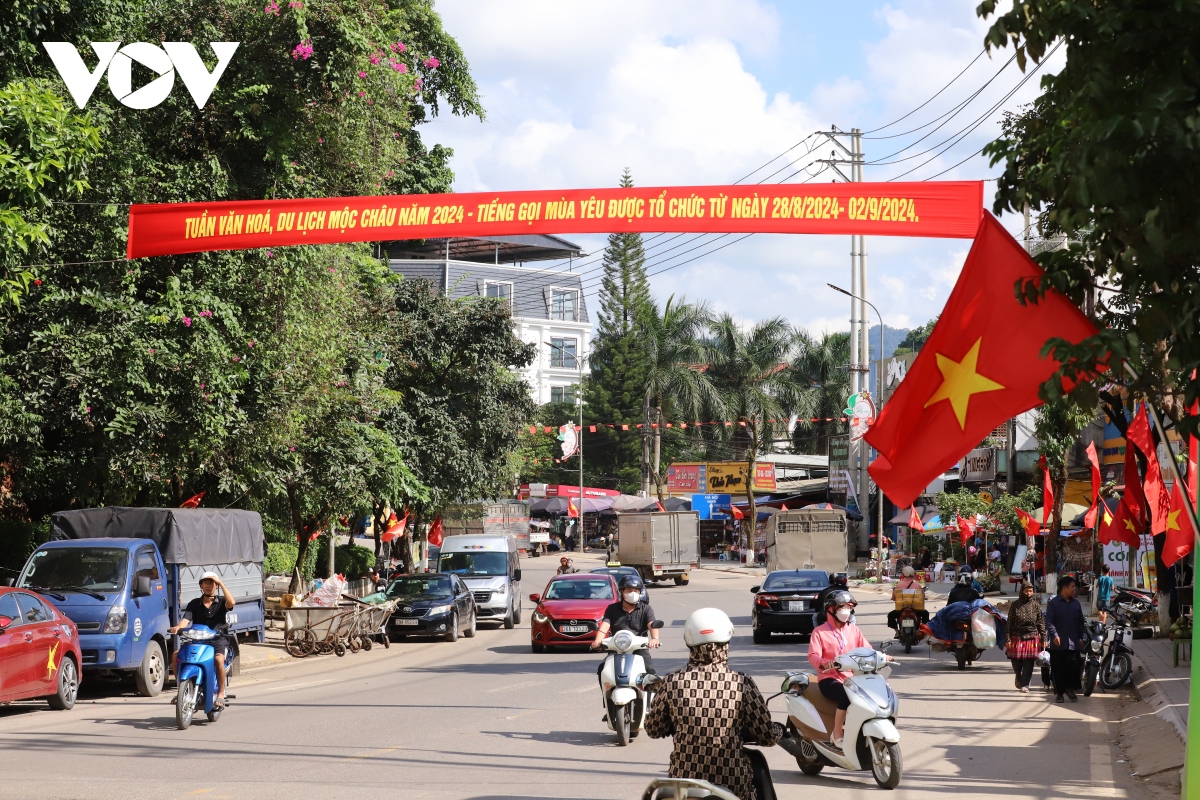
[48,655,79,710]
[445,613,459,643]
[503,603,516,630]
[673,575,684,586]
[531,642,545,654]
[513,602,521,626]
[753,626,769,645]
[134,640,166,697]
[464,610,477,638]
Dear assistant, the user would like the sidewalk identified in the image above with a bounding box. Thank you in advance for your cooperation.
[697,558,765,576]
[1129,633,1190,744]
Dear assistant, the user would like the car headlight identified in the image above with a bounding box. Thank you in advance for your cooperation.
[426,605,453,616]
[102,605,128,634]
[532,611,549,624]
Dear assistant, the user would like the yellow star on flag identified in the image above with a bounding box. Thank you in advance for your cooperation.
[1166,509,1181,531]
[923,338,1006,429]
[1123,517,1138,533]
[46,641,59,679]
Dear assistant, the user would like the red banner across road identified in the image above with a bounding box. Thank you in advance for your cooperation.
[126,181,984,259]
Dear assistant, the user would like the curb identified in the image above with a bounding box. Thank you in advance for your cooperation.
[697,563,765,576]
[1127,650,1188,745]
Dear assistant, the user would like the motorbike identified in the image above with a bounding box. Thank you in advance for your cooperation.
[641,739,778,800]
[598,620,664,746]
[892,589,926,654]
[948,618,981,669]
[1098,612,1135,690]
[175,624,234,730]
[775,646,903,790]
[1081,620,1104,696]
[1112,587,1157,628]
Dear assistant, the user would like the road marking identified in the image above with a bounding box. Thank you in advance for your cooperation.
[497,709,539,720]
[343,746,403,761]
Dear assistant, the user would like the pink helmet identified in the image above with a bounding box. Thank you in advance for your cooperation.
[967,546,978,555]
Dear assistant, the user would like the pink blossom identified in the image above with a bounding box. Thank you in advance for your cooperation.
[390,41,406,53]
[424,56,439,69]
[367,99,374,105]
[264,1,280,15]
[414,77,423,91]
[357,90,366,97]
[390,60,407,73]
[233,356,240,362]
[86,406,91,412]
[318,137,323,143]
[358,70,367,79]
[249,340,256,348]
[183,317,192,327]
[288,0,303,7]
[289,446,295,451]
[369,52,382,65]
[292,39,313,60]
[149,348,154,354]
[200,382,205,390]
[265,250,274,258]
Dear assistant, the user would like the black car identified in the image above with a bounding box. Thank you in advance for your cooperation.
[750,569,831,643]
[590,566,649,599]
[386,574,476,642]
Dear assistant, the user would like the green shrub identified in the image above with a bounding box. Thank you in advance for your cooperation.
[334,543,376,580]
[264,540,320,580]
[0,519,50,579]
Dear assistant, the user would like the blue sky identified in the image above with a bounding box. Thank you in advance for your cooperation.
[424,0,1060,337]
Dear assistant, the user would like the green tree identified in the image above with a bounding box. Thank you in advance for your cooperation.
[586,169,654,493]
[892,318,937,356]
[977,1,1200,426]
[1033,396,1095,583]
[703,315,799,521]
[789,330,850,456]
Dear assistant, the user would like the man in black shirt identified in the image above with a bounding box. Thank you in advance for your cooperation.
[591,574,660,679]
[169,571,235,707]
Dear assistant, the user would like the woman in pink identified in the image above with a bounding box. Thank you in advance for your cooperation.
[807,589,868,750]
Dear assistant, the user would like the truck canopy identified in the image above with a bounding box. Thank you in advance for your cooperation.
[50,508,264,566]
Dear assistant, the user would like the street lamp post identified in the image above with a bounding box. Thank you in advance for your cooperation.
[546,340,586,554]
[828,283,887,572]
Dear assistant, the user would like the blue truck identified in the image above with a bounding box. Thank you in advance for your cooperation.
[14,508,265,697]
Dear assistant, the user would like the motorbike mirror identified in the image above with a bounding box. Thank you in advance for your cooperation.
[749,585,761,593]
[650,619,665,629]
[528,593,540,603]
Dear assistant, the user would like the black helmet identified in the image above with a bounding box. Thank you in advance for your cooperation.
[823,589,856,612]
[618,574,644,592]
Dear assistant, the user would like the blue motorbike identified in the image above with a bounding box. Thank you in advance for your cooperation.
[175,625,233,729]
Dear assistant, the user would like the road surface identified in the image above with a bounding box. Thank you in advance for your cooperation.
[0,551,1151,799]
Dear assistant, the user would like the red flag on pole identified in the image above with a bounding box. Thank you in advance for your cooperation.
[865,212,1097,509]
[179,491,205,508]
[1122,433,1148,527]
[1040,455,1055,527]
[1100,497,1142,548]
[1084,441,1102,529]
[380,510,408,542]
[956,514,975,547]
[567,498,580,518]
[1014,507,1042,538]
[428,515,444,548]
[1126,405,1171,533]
[729,504,745,520]
[908,506,925,533]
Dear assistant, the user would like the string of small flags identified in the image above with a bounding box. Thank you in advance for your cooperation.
[525,418,849,435]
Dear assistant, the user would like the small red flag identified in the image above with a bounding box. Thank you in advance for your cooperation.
[1126,405,1171,533]
[908,506,925,533]
[621,424,629,431]
[729,504,745,520]
[1101,497,1142,548]
[179,491,205,508]
[1084,441,1102,529]
[1122,434,1148,527]
[1041,456,1055,528]
[428,515,444,548]
[567,497,580,518]
[1162,479,1196,567]
[589,425,596,433]
[1014,507,1041,538]
[544,426,553,433]
[655,501,665,512]
[865,212,1097,509]
[956,514,975,547]
[381,510,409,542]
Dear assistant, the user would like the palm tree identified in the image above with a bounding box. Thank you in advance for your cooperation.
[702,314,801,522]
[641,296,717,499]
[789,330,851,456]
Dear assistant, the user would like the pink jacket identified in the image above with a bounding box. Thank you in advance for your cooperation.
[807,620,868,683]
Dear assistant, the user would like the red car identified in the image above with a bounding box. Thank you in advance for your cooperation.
[0,587,82,710]
[529,573,619,653]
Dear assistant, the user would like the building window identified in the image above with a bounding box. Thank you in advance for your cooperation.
[549,337,577,368]
[550,385,577,405]
[485,281,512,309]
[550,288,577,321]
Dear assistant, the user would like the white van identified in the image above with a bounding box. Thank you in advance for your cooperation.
[437,534,522,628]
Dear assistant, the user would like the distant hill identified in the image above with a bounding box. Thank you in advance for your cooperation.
[867,324,910,362]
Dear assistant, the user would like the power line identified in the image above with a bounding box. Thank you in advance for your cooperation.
[861,48,988,135]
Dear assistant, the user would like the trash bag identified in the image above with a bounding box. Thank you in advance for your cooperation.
[971,608,997,649]
[307,574,347,606]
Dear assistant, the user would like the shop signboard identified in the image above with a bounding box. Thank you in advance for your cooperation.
[692,494,732,520]
[1101,542,1133,587]
[667,463,705,493]
[754,463,777,492]
[828,434,850,506]
[960,447,996,483]
[705,463,748,493]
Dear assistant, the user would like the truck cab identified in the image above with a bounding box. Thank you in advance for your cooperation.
[17,538,171,697]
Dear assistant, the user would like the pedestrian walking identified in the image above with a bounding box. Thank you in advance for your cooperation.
[1044,575,1086,702]
[1095,564,1114,623]
[1005,580,1045,692]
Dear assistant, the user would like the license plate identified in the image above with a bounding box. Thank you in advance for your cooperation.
[901,619,915,628]
[786,601,806,611]
[560,625,589,633]
[394,619,419,626]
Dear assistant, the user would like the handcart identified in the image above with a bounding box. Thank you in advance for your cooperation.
[284,603,358,658]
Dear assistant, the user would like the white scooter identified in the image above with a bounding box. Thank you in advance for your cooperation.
[775,646,903,789]
[598,621,664,746]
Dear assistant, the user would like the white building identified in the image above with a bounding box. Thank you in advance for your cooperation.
[384,235,591,404]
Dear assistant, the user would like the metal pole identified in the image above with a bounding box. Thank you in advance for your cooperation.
[579,350,585,554]
[854,128,872,560]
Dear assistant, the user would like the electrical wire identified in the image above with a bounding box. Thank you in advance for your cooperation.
[861,47,988,136]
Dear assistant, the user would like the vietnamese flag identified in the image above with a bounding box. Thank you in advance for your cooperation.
[1126,405,1171,534]
[1084,441,1102,529]
[179,491,205,508]
[1040,455,1056,527]
[1014,507,1042,538]
[729,504,745,520]
[908,506,925,533]
[427,515,444,548]
[1100,497,1142,548]
[380,510,408,542]
[1122,434,1148,527]
[956,514,975,547]
[865,212,1097,508]
[567,497,580,518]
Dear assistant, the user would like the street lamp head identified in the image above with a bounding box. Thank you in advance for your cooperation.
[828,283,852,298]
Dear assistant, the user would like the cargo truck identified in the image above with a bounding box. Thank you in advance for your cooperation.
[616,511,700,585]
[764,508,849,575]
[14,508,264,697]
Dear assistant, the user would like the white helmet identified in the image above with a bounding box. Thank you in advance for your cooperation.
[683,607,734,647]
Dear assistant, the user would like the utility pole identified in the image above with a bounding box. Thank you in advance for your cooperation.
[1007,204,1031,497]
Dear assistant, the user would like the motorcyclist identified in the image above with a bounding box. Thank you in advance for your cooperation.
[887,565,929,629]
[808,589,869,751]
[168,572,235,708]
[556,556,579,575]
[591,574,659,680]
[948,567,984,605]
[644,608,780,800]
